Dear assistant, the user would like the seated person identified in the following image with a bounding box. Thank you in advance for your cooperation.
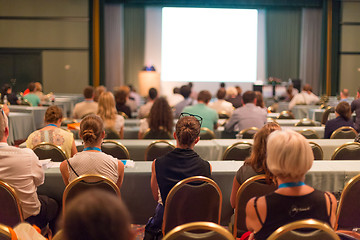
[209,88,234,117]
[226,86,242,109]
[60,115,124,189]
[24,82,41,106]
[62,189,134,240]
[0,109,58,229]
[324,101,354,138]
[246,130,337,240]
[26,105,77,159]
[138,97,173,139]
[145,115,212,237]
[174,85,194,118]
[138,88,158,119]
[288,84,319,110]
[114,87,132,118]
[72,86,98,119]
[1,84,20,105]
[94,85,106,102]
[97,91,125,139]
[230,123,281,208]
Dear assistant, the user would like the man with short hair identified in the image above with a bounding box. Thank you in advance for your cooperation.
[209,88,234,117]
[0,109,58,229]
[174,85,194,117]
[72,86,98,119]
[182,90,218,131]
[351,88,360,132]
[340,89,352,104]
[24,82,41,106]
[138,88,158,119]
[225,91,267,132]
[288,84,320,110]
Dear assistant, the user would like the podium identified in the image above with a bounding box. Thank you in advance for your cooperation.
[138,71,160,97]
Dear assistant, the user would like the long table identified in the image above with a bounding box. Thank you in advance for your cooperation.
[8,105,48,129]
[8,112,36,144]
[39,160,360,225]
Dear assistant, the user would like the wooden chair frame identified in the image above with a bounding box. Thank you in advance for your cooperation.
[267,219,340,240]
[102,140,130,159]
[222,141,253,160]
[335,173,360,231]
[163,221,235,240]
[330,126,358,139]
[118,111,129,119]
[62,174,120,215]
[0,224,13,240]
[309,141,324,160]
[0,180,24,223]
[331,142,360,160]
[32,142,67,160]
[277,111,295,119]
[162,176,222,235]
[200,127,216,140]
[299,129,319,139]
[233,175,276,237]
[295,118,317,127]
[144,140,175,161]
[239,127,259,139]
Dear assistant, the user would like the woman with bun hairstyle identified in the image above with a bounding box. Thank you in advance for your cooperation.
[60,115,124,189]
[26,105,77,158]
[144,115,212,238]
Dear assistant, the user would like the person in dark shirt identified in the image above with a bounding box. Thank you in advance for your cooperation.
[324,101,354,138]
[351,87,360,133]
[1,84,19,105]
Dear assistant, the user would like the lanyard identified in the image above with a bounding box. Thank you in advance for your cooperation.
[46,124,57,127]
[83,147,102,152]
[278,181,305,189]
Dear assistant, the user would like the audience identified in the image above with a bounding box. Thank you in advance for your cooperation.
[0,109,58,229]
[245,130,336,240]
[225,91,267,133]
[97,91,124,139]
[93,85,106,103]
[324,101,354,138]
[128,84,141,107]
[340,88,352,104]
[26,105,77,158]
[34,82,50,102]
[138,88,158,119]
[60,115,124,188]
[174,85,194,117]
[226,86,242,109]
[1,83,19,105]
[167,87,184,107]
[351,87,360,133]
[288,83,319,110]
[138,97,173,139]
[145,115,211,238]
[230,123,281,208]
[24,82,41,106]
[183,90,218,131]
[72,86,98,119]
[62,189,134,240]
[114,87,132,118]
[209,88,234,117]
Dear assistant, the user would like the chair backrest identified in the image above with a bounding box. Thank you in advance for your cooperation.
[330,127,358,139]
[76,144,84,152]
[143,129,173,140]
[200,128,216,140]
[295,118,317,127]
[32,142,67,162]
[62,174,120,215]
[299,129,319,139]
[162,176,222,235]
[335,174,360,231]
[321,107,335,125]
[309,142,324,160]
[0,180,24,227]
[331,142,360,160]
[163,222,235,240]
[267,219,340,240]
[222,142,252,160]
[0,224,15,240]
[218,112,230,119]
[233,175,277,237]
[277,111,295,119]
[101,140,130,159]
[104,128,120,139]
[145,140,175,161]
[118,111,129,119]
[239,127,259,139]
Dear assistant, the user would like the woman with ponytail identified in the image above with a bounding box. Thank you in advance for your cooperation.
[60,115,124,189]
[26,105,77,158]
[144,114,212,239]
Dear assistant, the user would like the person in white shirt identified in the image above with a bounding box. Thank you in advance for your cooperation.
[288,84,320,110]
[72,86,98,119]
[167,87,184,107]
[209,88,234,117]
[0,108,58,229]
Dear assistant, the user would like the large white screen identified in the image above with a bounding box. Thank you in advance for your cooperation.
[161,7,258,82]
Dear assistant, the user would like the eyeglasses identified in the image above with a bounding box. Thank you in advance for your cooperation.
[179,112,203,126]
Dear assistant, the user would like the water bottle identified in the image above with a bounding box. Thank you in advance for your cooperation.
[3,95,8,105]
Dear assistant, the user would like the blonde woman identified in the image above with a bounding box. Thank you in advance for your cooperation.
[97,91,125,139]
